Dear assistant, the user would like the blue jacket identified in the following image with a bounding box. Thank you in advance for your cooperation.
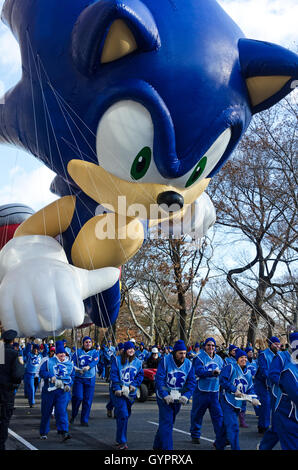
[135,349,149,362]
[224,356,236,366]
[220,362,255,409]
[255,348,279,388]
[269,350,291,399]
[72,348,100,379]
[274,359,298,422]
[246,358,258,378]
[155,354,196,400]
[110,355,144,400]
[39,356,75,389]
[25,352,43,375]
[193,351,224,392]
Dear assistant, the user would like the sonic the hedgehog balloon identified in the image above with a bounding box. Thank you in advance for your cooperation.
[0,0,297,337]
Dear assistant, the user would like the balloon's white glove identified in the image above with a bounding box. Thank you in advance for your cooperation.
[179,395,188,405]
[121,386,130,398]
[164,395,174,405]
[0,235,120,337]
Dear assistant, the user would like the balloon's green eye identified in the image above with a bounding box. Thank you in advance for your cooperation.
[130,147,152,180]
[185,157,207,188]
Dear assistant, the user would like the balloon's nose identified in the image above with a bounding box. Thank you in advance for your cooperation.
[157,191,184,212]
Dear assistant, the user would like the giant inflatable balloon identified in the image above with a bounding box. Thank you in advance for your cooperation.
[0,0,297,337]
[0,203,34,250]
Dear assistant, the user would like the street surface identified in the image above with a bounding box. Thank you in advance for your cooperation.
[6,380,281,451]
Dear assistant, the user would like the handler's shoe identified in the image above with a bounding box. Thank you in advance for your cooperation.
[107,409,113,418]
[191,438,200,444]
[61,432,72,442]
[80,422,89,427]
[40,435,47,440]
[117,443,128,450]
[239,411,249,428]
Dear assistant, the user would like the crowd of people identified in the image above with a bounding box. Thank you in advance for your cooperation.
[0,329,297,451]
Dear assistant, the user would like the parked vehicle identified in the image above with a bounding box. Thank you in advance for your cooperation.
[136,368,157,402]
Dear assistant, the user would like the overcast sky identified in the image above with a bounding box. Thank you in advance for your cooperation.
[0,0,297,210]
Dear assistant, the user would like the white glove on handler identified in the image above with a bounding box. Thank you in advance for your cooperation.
[114,390,122,397]
[164,395,174,405]
[55,379,64,389]
[64,385,71,393]
[251,398,261,407]
[179,395,188,405]
[50,376,56,383]
[234,389,244,398]
[82,366,90,373]
[0,235,120,337]
[129,385,136,393]
[121,386,130,398]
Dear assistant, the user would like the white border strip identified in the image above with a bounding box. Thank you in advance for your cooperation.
[8,429,38,450]
[148,421,214,443]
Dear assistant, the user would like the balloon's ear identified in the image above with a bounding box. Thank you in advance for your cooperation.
[239,39,298,114]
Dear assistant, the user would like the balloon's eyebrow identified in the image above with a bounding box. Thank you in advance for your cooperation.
[71,0,161,77]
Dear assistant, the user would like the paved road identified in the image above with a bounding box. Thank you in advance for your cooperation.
[6,380,281,451]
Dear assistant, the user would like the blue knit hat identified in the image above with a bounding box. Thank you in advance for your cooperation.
[173,340,187,352]
[55,340,66,354]
[268,336,280,345]
[123,341,135,351]
[32,343,40,351]
[229,344,238,352]
[83,336,92,343]
[235,349,247,361]
[117,342,124,350]
[194,342,200,348]
[204,337,216,347]
[245,346,253,353]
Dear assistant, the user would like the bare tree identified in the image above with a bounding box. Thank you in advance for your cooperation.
[209,99,297,345]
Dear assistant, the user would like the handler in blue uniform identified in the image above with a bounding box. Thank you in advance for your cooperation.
[110,341,144,450]
[254,336,281,433]
[23,343,43,407]
[190,337,225,449]
[135,342,149,363]
[106,342,124,418]
[239,346,258,428]
[39,340,74,441]
[153,340,196,451]
[224,344,238,365]
[71,336,99,426]
[220,349,260,450]
[274,332,298,450]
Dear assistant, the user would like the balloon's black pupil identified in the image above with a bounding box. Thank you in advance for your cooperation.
[136,156,146,173]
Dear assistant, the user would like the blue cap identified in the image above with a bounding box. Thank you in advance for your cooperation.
[173,340,187,352]
[123,341,135,351]
[229,344,238,352]
[235,349,247,361]
[55,340,66,354]
[245,346,253,353]
[268,336,280,344]
[1,330,18,341]
[117,342,124,350]
[204,337,216,347]
[194,342,200,348]
[32,343,40,351]
[83,336,92,343]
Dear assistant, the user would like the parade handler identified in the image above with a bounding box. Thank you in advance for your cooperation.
[190,337,226,449]
[153,340,196,450]
[39,340,75,441]
[219,349,260,450]
[254,336,281,433]
[110,341,144,450]
[71,336,100,426]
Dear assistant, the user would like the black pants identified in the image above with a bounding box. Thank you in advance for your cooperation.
[0,387,15,450]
